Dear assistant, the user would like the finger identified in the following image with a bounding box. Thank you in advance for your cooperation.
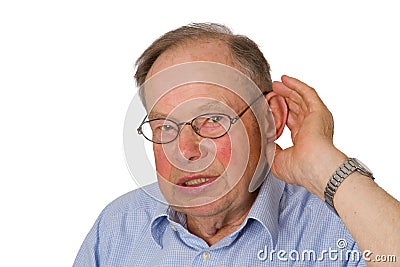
[286,112,300,138]
[280,75,324,108]
[272,81,303,104]
[273,81,308,111]
[285,97,303,115]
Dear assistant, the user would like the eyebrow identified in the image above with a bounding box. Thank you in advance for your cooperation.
[148,99,235,120]
[148,111,169,120]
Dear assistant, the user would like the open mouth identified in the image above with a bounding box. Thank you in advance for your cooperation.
[177,176,219,187]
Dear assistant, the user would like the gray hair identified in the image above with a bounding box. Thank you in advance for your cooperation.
[134,23,272,104]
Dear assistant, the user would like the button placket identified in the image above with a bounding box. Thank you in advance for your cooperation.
[202,251,211,261]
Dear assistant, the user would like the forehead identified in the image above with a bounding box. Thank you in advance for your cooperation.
[147,83,244,119]
[142,40,261,119]
[147,39,235,79]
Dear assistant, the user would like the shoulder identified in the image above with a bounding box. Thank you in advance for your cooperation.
[280,183,339,223]
[282,183,325,210]
[87,183,167,248]
[278,183,366,265]
[103,183,164,213]
[74,183,167,265]
[94,183,167,233]
[280,183,356,243]
[100,182,166,217]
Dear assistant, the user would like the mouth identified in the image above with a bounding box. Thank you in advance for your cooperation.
[177,175,219,187]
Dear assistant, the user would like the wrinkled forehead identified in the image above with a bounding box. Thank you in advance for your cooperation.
[140,62,262,115]
[149,84,243,121]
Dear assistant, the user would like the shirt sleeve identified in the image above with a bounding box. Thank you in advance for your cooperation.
[73,214,106,267]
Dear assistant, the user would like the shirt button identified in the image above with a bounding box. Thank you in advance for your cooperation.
[202,251,211,261]
[170,224,177,231]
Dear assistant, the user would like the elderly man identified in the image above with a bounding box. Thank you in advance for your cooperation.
[74,23,399,266]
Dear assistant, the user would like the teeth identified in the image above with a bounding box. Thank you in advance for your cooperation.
[184,178,210,186]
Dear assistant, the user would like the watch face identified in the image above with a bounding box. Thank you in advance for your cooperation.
[353,158,373,175]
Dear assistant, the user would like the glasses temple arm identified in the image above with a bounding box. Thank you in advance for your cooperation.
[137,115,149,134]
[232,90,271,123]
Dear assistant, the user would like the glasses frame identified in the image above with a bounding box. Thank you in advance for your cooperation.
[137,90,270,144]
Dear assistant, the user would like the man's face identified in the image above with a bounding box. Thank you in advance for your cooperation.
[144,40,264,216]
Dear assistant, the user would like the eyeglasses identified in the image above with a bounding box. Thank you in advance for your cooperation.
[137,90,270,144]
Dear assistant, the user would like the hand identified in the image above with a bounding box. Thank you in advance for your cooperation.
[270,75,347,199]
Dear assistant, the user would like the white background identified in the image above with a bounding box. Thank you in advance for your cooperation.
[1,1,399,266]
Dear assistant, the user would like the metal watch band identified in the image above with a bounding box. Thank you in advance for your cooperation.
[324,158,358,213]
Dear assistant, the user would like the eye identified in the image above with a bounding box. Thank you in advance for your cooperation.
[160,124,175,131]
[149,120,177,132]
[207,115,223,123]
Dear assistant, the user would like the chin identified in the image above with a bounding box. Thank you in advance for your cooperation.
[171,191,235,218]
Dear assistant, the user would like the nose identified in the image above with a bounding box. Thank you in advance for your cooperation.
[177,124,203,161]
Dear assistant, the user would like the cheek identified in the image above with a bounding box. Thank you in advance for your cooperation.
[220,124,259,170]
[215,135,232,167]
[153,145,172,177]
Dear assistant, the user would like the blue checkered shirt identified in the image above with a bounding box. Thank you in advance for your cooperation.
[74,173,366,266]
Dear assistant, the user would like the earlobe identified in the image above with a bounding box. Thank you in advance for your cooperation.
[265,91,288,142]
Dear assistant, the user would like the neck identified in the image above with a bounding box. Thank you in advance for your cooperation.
[185,192,258,246]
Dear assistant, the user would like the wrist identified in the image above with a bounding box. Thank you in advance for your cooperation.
[306,146,347,200]
[324,158,375,214]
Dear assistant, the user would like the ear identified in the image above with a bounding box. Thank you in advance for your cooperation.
[264,91,288,142]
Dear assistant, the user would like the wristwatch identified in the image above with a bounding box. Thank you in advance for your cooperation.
[324,158,374,214]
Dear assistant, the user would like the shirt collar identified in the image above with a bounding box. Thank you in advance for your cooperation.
[150,200,169,248]
[150,172,285,247]
[245,172,285,247]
